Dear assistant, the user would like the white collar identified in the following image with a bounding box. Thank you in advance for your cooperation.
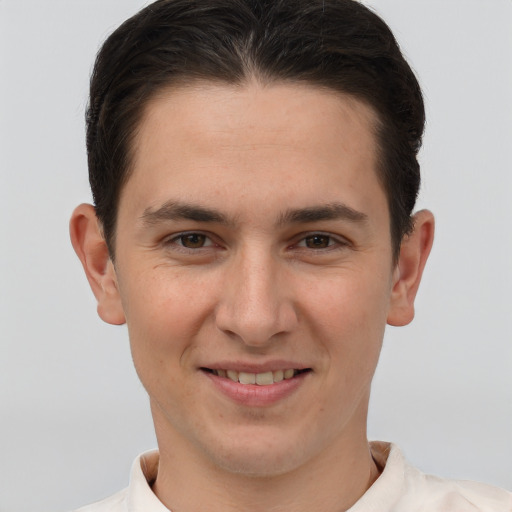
[125,442,404,512]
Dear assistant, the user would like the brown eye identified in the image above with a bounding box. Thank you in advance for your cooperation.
[304,234,331,249]
[180,233,208,248]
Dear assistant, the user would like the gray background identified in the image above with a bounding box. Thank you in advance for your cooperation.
[1,1,511,511]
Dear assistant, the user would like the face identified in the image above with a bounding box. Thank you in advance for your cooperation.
[111,82,399,476]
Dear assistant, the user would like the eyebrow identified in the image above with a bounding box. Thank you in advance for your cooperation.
[277,202,368,226]
[140,201,232,226]
[140,200,368,228]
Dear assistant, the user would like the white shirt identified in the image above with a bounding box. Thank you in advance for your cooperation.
[74,442,512,512]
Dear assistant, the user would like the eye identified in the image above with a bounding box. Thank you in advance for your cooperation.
[165,232,215,250]
[178,233,213,249]
[302,234,333,249]
[296,233,341,249]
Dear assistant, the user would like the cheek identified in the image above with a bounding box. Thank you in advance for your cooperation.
[302,265,391,328]
[118,268,216,376]
[300,267,391,369]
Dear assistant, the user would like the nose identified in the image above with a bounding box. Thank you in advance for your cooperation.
[214,247,298,347]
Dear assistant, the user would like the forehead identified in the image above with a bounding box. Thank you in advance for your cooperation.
[135,81,379,161]
[122,81,386,225]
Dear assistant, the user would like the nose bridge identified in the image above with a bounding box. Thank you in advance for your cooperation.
[215,243,296,345]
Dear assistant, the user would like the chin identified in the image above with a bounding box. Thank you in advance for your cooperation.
[211,449,302,478]
[201,428,313,478]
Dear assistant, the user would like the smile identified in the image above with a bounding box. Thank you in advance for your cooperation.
[203,368,310,385]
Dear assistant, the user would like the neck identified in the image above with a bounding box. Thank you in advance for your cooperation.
[151,403,380,512]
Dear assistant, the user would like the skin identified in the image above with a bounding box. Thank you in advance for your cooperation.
[71,82,434,512]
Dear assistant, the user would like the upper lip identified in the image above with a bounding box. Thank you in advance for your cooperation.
[199,360,311,373]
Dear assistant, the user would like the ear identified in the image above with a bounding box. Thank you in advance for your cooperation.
[387,209,435,327]
[69,204,126,325]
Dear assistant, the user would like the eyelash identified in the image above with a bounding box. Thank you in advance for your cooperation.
[164,231,218,252]
[163,231,350,254]
[293,232,348,251]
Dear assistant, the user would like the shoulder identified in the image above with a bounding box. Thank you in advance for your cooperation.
[72,488,128,512]
[400,454,512,511]
[363,442,512,512]
[71,450,161,512]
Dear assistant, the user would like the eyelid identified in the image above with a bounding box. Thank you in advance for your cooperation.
[292,231,351,249]
[163,230,219,250]
[160,230,351,252]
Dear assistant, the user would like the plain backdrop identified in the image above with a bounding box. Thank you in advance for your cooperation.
[1,1,511,511]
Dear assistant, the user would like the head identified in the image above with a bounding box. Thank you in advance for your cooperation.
[86,0,424,262]
[71,0,434,487]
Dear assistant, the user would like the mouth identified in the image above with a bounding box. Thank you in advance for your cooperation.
[201,368,311,386]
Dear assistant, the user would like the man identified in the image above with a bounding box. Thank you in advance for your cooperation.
[69,0,512,510]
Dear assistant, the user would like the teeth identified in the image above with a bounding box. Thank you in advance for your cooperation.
[227,370,238,382]
[239,372,256,384]
[284,369,295,379]
[255,371,274,385]
[273,370,284,382]
[213,369,300,385]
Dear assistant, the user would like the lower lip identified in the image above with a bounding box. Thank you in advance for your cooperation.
[202,370,309,407]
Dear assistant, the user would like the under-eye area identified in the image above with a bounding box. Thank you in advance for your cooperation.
[201,368,312,385]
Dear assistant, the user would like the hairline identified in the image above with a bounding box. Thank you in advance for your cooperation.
[104,76,400,263]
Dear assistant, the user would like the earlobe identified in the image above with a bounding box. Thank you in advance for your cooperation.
[69,204,126,326]
[387,209,435,327]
